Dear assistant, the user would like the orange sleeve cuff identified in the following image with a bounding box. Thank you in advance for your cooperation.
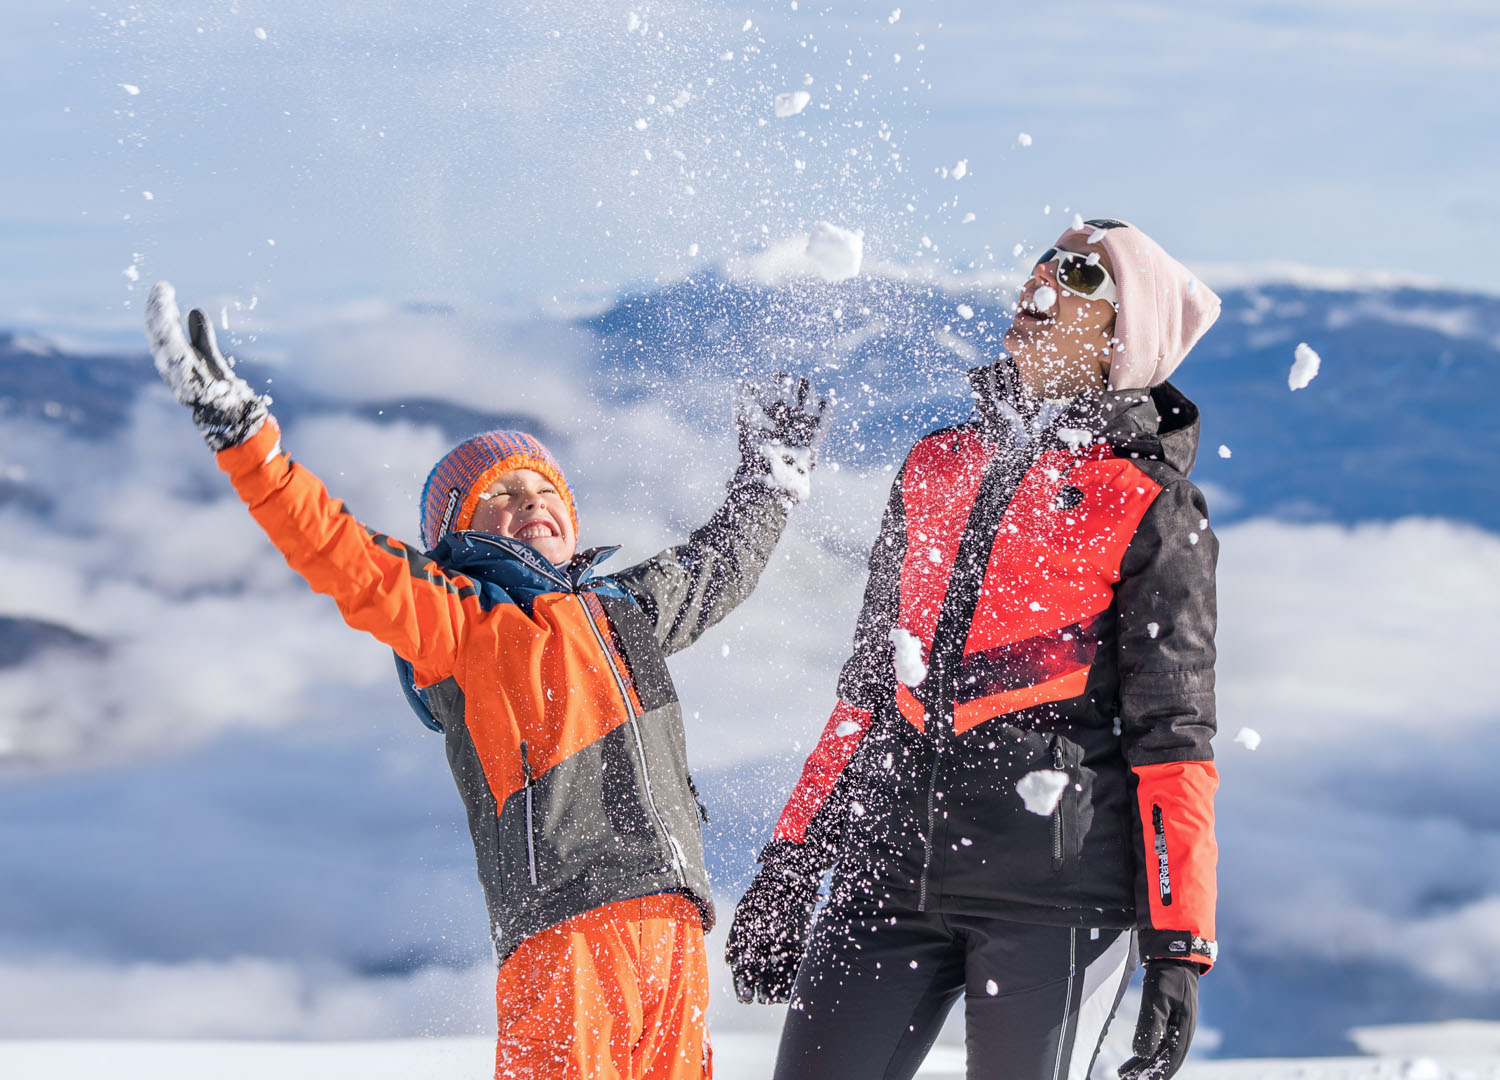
[1134,759,1219,970]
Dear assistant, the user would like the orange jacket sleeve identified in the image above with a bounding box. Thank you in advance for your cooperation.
[217,417,483,687]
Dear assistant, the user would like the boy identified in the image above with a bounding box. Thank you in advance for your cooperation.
[144,282,829,1079]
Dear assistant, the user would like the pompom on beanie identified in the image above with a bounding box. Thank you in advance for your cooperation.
[1053,219,1222,390]
[419,430,577,551]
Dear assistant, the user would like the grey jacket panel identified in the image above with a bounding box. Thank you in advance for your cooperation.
[488,711,714,957]
[1115,472,1219,768]
[611,476,791,657]
[834,473,908,714]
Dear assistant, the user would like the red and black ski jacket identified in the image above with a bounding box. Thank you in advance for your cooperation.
[773,363,1220,969]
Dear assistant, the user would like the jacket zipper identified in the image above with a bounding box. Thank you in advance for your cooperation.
[914,435,1049,911]
[576,594,687,883]
[1051,742,1065,870]
[917,743,944,911]
[520,741,538,886]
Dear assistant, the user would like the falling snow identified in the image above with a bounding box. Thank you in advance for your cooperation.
[1016,770,1068,816]
[1290,342,1322,390]
[773,91,812,118]
[889,627,928,686]
[804,222,864,282]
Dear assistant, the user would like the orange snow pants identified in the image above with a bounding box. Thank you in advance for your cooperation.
[493,893,712,1080]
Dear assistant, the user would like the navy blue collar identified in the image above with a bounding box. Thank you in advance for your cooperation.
[431,532,620,593]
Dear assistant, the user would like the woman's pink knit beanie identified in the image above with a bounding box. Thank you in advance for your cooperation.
[1056,219,1221,390]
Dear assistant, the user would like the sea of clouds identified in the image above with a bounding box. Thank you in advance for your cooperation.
[1,296,1496,1047]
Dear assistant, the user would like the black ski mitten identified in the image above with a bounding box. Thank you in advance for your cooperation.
[733,373,832,504]
[145,281,271,451]
[1118,960,1200,1080]
[725,838,826,1004]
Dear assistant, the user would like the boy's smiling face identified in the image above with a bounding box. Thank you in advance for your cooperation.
[470,467,578,564]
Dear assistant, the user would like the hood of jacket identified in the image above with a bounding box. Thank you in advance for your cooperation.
[967,359,1202,477]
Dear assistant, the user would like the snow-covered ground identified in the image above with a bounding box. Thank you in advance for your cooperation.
[6,1028,1500,1080]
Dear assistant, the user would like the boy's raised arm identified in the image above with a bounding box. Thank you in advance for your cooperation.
[146,282,476,686]
[612,376,831,657]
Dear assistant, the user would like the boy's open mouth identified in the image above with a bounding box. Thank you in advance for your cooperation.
[514,520,560,540]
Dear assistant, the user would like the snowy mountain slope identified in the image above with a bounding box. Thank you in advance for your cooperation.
[579,272,1500,527]
[0,271,1497,1055]
[7,273,1494,530]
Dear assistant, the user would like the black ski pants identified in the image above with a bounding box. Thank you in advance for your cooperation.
[773,899,1137,1080]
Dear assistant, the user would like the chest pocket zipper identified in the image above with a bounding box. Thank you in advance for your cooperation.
[1051,741,1066,871]
[521,741,538,886]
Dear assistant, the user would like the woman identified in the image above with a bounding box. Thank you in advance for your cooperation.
[727,219,1222,1080]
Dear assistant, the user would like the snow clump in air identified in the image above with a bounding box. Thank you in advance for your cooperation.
[1032,285,1057,312]
[888,8,902,22]
[254,27,267,40]
[1017,770,1069,816]
[957,303,974,320]
[1218,444,1232,459]
[773,91,812,118]
[1289,342,1322,390]
[805,222,864,282]
[1234,727,1262,751]
[1071,212,1085,231]
[834,718,862,737]
[952,159,968,180]
[1018,132,1033,147]
[889,628,928,686]
[120,83,141,95]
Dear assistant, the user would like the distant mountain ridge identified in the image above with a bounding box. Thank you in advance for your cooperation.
[5,272,1496,529]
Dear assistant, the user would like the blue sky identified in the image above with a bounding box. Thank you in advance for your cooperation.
[2,0,1497,334]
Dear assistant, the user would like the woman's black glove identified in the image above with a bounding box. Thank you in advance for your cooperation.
[724,839,825,1003]
[1118,960,1199,1080]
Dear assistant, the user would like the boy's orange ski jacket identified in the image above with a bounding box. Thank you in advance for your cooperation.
[772,364,1220,970]
[219,418,790,960]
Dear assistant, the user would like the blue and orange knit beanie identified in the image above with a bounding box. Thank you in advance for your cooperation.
[419,430,578,551]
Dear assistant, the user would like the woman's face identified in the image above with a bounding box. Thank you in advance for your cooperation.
[1002,237,1118,399]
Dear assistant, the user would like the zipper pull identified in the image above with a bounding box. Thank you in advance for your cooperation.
[520,740,533,785]
[1052,743,1065,771]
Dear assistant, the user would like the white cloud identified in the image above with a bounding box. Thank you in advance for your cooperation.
[0,955,493,1040]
